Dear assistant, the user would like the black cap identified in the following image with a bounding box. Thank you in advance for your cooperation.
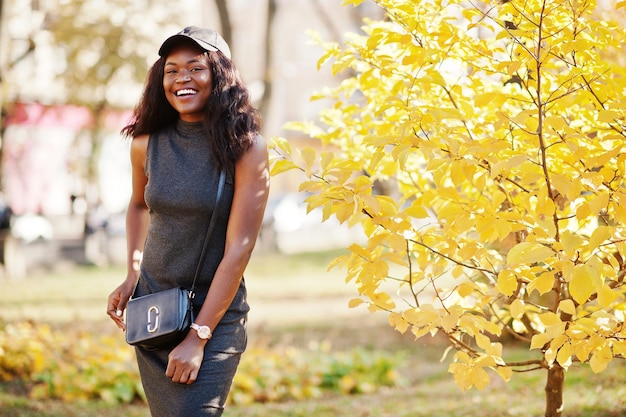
[158,26,231,59]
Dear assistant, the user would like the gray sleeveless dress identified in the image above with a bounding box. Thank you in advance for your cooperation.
[133,119,249,417]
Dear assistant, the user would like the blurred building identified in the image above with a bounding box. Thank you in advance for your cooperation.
[0,0,381,275]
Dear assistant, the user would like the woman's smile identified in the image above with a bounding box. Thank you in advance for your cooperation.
[175,88,199,97]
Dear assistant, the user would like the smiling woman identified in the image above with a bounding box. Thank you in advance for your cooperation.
[105,26,269,417]
[162,45,213,122]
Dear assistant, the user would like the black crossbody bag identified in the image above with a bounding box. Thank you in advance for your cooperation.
[125,170,226,350]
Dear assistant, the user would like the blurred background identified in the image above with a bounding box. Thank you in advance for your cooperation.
[0,0,382,278]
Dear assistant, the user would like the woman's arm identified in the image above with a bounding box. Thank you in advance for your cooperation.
[107,134,150,330]
[166,134,270,384]
[197,134,270,328]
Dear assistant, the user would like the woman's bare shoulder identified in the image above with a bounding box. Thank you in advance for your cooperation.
[131,134,150,147]
[248,133,268,156]
[130,134,149,165]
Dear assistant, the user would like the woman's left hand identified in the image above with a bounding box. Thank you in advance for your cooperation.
[165,334,207,384]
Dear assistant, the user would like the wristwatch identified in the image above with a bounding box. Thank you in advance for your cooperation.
[190,323,212,340]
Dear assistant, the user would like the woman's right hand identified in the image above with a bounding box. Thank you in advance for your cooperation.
[107,276,137,331]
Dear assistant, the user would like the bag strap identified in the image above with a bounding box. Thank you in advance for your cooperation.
[190,169,226,294]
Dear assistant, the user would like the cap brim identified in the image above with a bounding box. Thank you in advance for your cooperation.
[158,35,219,57]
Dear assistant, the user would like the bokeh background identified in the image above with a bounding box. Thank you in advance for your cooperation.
[0,0,382,277]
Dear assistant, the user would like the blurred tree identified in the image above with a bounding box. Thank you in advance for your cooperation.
[206,0,275,116]
[45,0,181,211]
[214,0,232,45]
[271,0,626,416]
[258,0,276,117]
[0,0,36,195]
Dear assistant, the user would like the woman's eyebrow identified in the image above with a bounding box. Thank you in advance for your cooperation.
[165,57,207,66]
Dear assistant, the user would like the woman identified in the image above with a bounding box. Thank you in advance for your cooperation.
[106,26,269,416]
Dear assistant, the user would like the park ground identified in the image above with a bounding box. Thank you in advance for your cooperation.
[1,249,626,417]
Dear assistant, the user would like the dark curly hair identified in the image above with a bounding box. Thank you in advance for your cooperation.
[121,50,261,169]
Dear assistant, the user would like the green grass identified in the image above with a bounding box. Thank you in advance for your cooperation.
[1,250,626,417]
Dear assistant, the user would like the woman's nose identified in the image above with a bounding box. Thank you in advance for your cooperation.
[176,74,191,83]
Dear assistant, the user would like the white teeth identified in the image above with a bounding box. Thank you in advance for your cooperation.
[176,89,197,96]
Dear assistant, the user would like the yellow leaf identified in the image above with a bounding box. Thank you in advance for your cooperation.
[589,226,612,252]
[370,292,396,310]
[597,284,618,308]
[494,59,519,74]
[458,282,476,298]
[315,48,335,70]
[491,154,527,179]
[569,265,595,304]
[450,160,467,187]
[270,158,300,176]
[550,173,572,197]
[402,52,420,65]
[389,312,410,333]
[455,350,471,363]
[540,312,563,327]
[449,351,494,391]
[572,339,593,362]
[530,333,550,350]
[348,298,364,308]
[507,242,553,265]
[347,243,372,261]
[566,177,584,202]
[576,203,591,221]
[405,200,429,218]
[495,366,513,382]
[497,270,517,296]
[299,147,317,174]
[528,271,555,295]
[298,180,324,194]
[469,366,490,391]
[475,354,497,368]
[546,324,567,345]
[558,299,576,316]
[405,305,441,329]
[440,313,458,333]
[545,116,567,131]
[335,202,354,224]
[561,230,584,254]
[448,362,471,391]
[269,136,291,154]
[612,340,626,357]
[475,333,492,350]
[556,342,572,369]
[588,193,610,216]
[510,299,525,320]
[472,93,489,108]
[452,265,465,278]
[598,109,621,123]
[536,194,555,218]
[589,345,612,373]
[319,151,335,172]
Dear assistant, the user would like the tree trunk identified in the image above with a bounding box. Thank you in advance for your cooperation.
[311,0,342,43]
[544,363,564,417]
[257,0,276,117]
[213,0,232,46]
[87,102,106,193]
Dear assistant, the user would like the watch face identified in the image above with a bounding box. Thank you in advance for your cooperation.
[198,326,211,339]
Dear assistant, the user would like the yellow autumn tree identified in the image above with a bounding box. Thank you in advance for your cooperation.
[270,0,626,416]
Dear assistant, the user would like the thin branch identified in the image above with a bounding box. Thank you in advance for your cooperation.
[411,238,496,277]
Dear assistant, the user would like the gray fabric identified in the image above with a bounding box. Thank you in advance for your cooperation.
[134,120,249,416]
